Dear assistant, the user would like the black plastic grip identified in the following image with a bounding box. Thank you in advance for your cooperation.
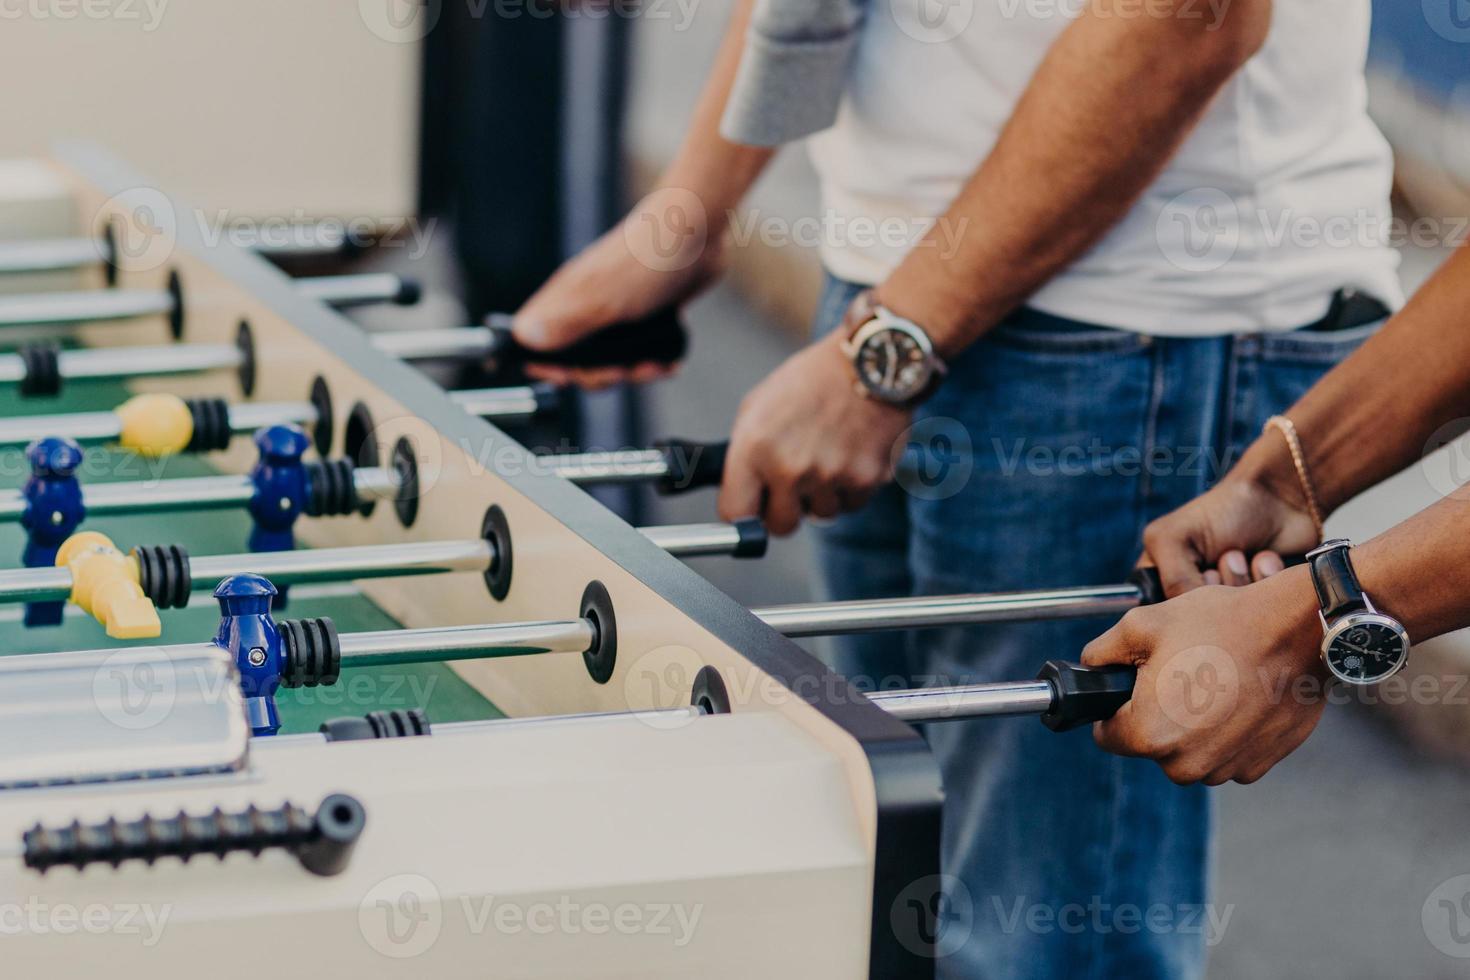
[494,306,688,370]
[730,518,769,559]
[280,616,341,689]
[22,794,366,878]
[19,341,61,398]
[654,439,728,495]
[321,709,431,742]
[133,543,193,610]
[1037,660,1136,732]
[1129,553,1308,606]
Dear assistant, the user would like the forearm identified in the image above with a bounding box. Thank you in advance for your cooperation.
[1235,243,1470,515]
[659,0,774,225]
[879,0,1272,354]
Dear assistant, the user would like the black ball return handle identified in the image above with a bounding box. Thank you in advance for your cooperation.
[1037,660,1137,732]
[490,305,689,370]
[21,794,366,877]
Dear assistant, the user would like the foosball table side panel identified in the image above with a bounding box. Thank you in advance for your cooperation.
[36,143,945,978]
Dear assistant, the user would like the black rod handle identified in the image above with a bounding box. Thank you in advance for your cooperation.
[1037,660,1136,732]
[22,794,366,877]
[1129,552,1308,606]
[490,306,688,370]
[654,438,728,494]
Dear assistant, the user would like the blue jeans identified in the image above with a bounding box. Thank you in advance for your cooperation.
[811,275,1379,979]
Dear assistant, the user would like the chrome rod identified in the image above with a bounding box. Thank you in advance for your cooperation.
[0,288,174,326]
[0,400,317,449]
[337,620,595,668]
[0,229,351,276]
[189,539,494,589]
[449,385,548,422]
[867,681,1058,722]
[0,410,122,446]
[58,343,243,381]
[752,585,1143,637]
[0,236,106,275]
[639,522,745,558]
[0,521,757,605]
[547,449,670,485]
[371,326,495,361]
[0,342,239,386]
[0,466,394,522]
[0,275,415,328]
[295,272,414,308]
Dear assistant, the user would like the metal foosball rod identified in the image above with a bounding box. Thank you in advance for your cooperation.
[0,520,769,612]
[19,569,1138,735]
[0,386,560,453]
[0,272,419,329]
[0,306,686,398]
[0,224,358,276]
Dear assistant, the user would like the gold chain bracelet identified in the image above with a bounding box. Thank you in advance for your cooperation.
[1263,415,1325,541]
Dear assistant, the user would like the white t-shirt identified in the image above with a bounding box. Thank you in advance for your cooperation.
[806,0,1403,335]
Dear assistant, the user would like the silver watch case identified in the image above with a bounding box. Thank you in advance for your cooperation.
[845,309,945,406]
[1318,598,1411,686]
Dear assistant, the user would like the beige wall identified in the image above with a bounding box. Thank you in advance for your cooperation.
[0,1,420,219]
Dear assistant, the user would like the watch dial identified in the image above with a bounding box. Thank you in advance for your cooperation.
[1325,621,1408,684]
[858,328,930,402]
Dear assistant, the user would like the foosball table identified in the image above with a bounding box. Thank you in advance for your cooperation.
[0,145,1150,979]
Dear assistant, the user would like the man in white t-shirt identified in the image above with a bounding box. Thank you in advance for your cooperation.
[511,0,1398,974]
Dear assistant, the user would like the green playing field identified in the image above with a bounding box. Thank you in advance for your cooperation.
[0,371,502,733]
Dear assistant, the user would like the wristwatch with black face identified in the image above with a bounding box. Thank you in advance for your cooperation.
[839,301,947,408]
[1307,539,1410,685]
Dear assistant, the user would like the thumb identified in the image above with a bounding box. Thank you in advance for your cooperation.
[513,287,614,353]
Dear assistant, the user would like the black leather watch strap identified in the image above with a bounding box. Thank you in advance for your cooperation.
[1308,539,1367,620]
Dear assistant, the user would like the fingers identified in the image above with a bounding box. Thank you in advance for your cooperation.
[1140,521,1208,598]
[1216,549,1251,587]
[716,439,767,528]
[1250,550,1286,580]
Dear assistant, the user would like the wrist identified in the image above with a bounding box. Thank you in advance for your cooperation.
[1257,564,1329,671]
[1233,434,1319,526]
[873,263,987,362]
